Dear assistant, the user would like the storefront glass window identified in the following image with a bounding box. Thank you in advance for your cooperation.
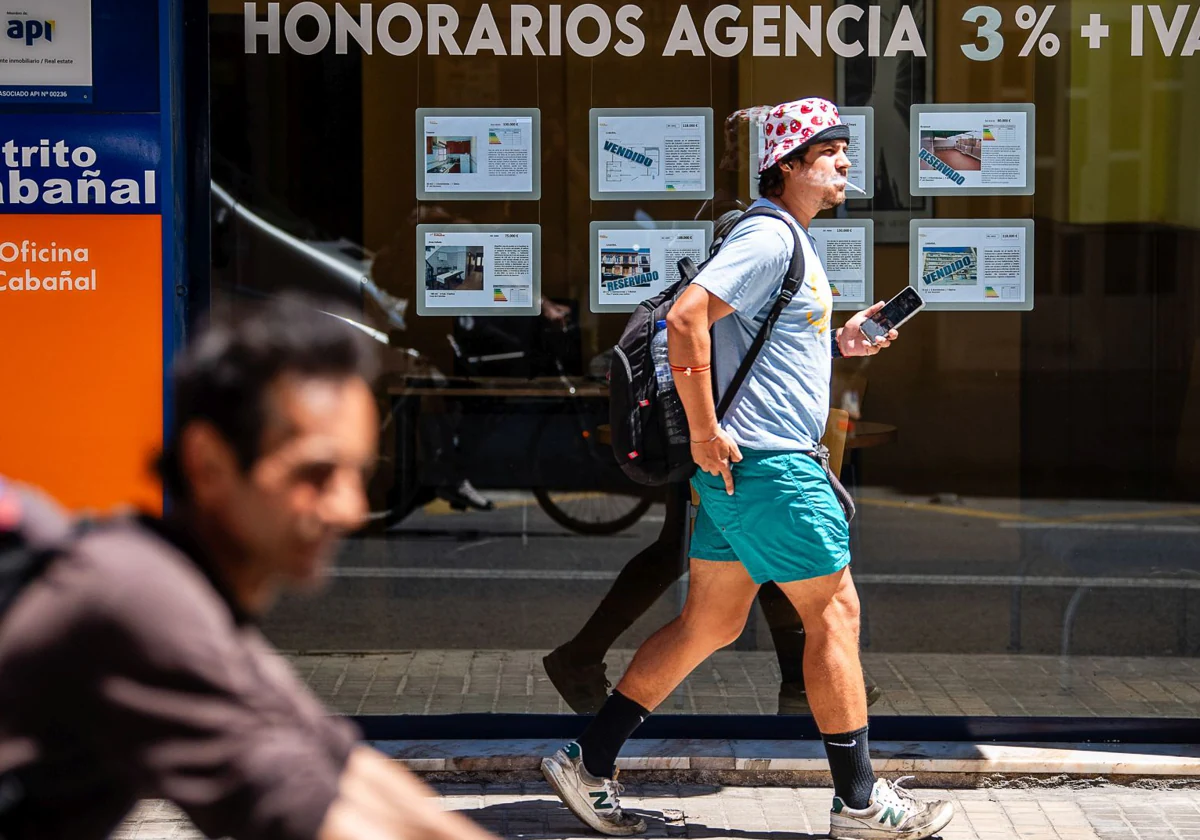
[208,1,1200,718]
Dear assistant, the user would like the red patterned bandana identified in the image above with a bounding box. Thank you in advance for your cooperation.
[759,97,849,173]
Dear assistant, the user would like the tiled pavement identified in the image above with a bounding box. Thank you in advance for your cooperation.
[118,785,1200,839]
[114,650,1200,838]
[284,650,1200,718]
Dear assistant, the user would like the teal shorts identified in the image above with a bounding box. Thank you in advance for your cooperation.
[689,448,851,584]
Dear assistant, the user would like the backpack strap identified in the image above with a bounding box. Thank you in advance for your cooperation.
[0,480,95,618]
[714,206,807,420]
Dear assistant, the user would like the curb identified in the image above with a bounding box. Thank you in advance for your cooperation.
[371,738,1200,787]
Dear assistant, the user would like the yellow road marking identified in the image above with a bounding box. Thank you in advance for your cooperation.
[423,492,608,516]
[858,498,1200,525]
[856,498,1032,522]
[424,493,1200,525]
[1066,507,1200,523]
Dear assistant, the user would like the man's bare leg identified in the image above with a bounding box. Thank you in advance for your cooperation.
[778,567,955,838]
[539,559,760,837]
[568,558,759,782]
[614,557,761,710]
[776,566,866,734]
[778,567,872,811]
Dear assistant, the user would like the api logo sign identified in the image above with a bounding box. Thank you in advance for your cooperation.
[0,2,92,104]
[6,16,54,46]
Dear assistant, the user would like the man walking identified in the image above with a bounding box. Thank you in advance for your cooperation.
[0,298,496,840]
[540,99,954,840]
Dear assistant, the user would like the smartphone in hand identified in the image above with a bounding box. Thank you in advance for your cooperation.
[860,287,925,344]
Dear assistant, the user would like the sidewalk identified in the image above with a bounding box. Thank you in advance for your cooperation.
[118,783,1200,839]
[285,651,1200,717]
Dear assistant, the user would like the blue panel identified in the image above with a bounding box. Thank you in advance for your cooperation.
[158,0,183,508]
[0,113,161,213]
[91,0,160,111]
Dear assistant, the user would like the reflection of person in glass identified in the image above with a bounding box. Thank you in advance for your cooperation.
[368,206,498,512]
[545,107,881,718]
[371,205,577,512]
[539,99,954,840]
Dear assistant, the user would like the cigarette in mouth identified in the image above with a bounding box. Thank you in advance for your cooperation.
[843,181,866,195]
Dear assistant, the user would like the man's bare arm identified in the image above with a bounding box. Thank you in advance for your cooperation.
[319,747,497,840]
[665,285,742,494]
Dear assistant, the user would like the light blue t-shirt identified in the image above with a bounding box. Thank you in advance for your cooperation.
[696,198,834,452]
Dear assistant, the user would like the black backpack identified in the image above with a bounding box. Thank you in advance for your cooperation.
[0,478,75,621]
[0,478,91,829]
[608,206,807,486]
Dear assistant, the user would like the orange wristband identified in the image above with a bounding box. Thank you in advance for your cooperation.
[669,363,711,377]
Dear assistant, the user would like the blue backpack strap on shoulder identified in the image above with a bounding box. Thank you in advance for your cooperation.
[713,206,806,420]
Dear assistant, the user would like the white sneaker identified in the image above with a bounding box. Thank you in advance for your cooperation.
[540,742,647,836]
[829,777,954,839]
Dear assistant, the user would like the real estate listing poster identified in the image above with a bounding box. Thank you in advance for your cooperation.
[416,109,540,200]
[590,108,713,200]
[911,104,1035,196]
[417,225,540,316]
[590,222,712,313]
[910,220,1034,311]
[809,220,874,309]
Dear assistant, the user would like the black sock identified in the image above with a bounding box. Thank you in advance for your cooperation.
[822,725,875,810]
[576,690,651,779]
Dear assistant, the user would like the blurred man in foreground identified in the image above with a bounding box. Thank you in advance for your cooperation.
[0,297,496,840]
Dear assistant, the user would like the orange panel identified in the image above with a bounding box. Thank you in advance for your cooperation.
[0,214,163,512]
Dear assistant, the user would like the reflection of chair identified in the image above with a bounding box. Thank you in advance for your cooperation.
[831,364,869,421]
[824,408,851,476]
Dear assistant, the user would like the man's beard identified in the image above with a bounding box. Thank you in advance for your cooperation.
[819,184,847,210]
[800,169,848,210]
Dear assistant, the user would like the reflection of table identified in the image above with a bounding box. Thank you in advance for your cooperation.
[387,377,608,399]
[847,421,898,450]
[383,376,614,517]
